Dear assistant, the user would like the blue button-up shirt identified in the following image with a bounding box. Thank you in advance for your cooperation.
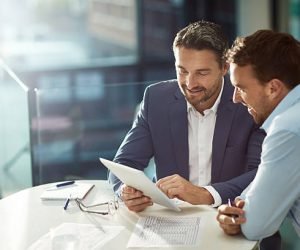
[240,85,300,240]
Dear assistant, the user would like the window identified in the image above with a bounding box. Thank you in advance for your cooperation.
[0,0,138,72]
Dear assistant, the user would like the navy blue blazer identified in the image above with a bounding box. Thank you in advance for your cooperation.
[109,78,265,203]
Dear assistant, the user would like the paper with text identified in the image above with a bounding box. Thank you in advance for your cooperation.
[27,223,124,250]
[127,216,202,248]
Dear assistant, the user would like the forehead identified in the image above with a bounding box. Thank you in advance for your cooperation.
[175,47,218,59]
[230,64,257,87]
[174,47,220,67]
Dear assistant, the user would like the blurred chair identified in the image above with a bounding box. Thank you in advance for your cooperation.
[280,217,300,250]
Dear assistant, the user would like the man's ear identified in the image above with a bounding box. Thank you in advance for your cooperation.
[268,79,289,100]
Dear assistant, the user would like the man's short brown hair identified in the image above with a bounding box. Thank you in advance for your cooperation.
[226,29,300,89]
[173,20,228,67]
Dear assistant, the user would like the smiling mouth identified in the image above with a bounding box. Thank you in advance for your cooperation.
[186,88,205,94]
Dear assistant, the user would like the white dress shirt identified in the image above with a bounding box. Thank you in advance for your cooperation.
[188,80,224,207]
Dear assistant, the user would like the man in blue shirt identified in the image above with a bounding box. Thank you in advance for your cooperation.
[217,30,300,244]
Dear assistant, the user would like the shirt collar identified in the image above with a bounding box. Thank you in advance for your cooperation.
[262,84,300,133]
[187,78,224,114]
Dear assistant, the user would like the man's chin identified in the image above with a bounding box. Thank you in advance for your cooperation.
[247,109,262,125]
[185,96,202,106]
[186,92,205,101]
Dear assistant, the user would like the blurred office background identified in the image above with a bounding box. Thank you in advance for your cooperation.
[0,0,299,248]
[1,0,299,194]
[0,0,299,191]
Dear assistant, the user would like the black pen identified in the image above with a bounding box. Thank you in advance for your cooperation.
[56,180,75,188]
[46,181,75,191]
[64,197,71,210]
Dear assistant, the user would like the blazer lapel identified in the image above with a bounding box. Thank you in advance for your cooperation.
[169,88,189,179]
[211,81,235,182]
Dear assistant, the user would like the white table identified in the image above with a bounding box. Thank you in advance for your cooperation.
[0,180,258,250]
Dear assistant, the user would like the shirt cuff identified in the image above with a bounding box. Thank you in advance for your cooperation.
[203,185,222,207]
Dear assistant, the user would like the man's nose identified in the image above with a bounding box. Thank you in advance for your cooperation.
[233,87,242,103]
[186,74,197,89]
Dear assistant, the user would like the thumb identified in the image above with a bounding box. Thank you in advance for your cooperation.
[236,199,245,209]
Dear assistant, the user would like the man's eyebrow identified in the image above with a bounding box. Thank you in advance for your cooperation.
[176,65,188,71]
[196,68,210,72]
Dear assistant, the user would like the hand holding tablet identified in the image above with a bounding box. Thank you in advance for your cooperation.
[120,185,154,212]
[100,158,181,212]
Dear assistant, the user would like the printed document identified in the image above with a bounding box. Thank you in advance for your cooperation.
[127,216,202,247]
[28,223,124,250]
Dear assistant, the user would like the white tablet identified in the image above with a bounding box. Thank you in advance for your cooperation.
[100,158,180,212]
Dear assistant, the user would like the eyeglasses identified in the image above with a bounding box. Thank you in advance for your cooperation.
[72,197,119,215]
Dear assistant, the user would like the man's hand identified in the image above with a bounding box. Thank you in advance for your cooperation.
[156,174,214,205]
[120,184,153,212]
[216,199,246,235]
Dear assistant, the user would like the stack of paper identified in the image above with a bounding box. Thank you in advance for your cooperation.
[40,183,94,200]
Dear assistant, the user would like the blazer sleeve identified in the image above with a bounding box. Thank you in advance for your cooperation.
[211,127,266,204]
[108,86,154,192]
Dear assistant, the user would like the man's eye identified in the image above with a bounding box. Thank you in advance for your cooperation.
[178,69,187,74]
[198,71,209,76]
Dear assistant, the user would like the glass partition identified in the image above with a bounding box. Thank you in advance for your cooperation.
[31,81,150,185]
[0,61,156,191]
[0,61,32,197]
